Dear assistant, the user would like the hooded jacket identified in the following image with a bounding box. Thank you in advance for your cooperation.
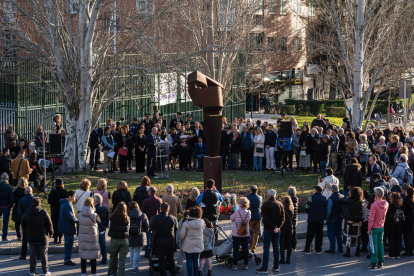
[368,199,389,232]
[78,206,101,260]
[344,163,363,191]
[132,185,150,207]
[179,217,206,253]
[230,208,251,237]
[21,206,53,244]
[341,197,364,222]
[202,227,215,251]
[392,162,409,186]
[58,198,78,235]
[0,181,14,207]
[128,208,149,247]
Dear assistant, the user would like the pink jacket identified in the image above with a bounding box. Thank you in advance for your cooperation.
[230,209,251,237]
[93,189,110,213]
[368,199,389,232]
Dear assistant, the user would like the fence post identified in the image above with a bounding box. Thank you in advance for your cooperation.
[16,74,20,137]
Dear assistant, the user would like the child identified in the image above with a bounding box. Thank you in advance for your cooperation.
[199,218,215,276]
[175,210,189,274]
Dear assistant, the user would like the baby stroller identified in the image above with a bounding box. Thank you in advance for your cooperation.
[215,224,261,267]
[149,234,160,276]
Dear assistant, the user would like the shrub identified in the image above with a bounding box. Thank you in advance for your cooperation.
[265,105,295,115]
[325,107,346,118]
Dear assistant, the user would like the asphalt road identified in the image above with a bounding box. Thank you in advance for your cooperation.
[1,236,412,276]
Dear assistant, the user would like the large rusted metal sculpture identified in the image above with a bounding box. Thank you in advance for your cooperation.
[188,71,223,191]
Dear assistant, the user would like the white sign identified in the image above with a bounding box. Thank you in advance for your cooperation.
[180,73,192,102]
[155,73,177,106]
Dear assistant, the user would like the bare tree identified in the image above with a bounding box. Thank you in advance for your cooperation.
[306,0,414,128]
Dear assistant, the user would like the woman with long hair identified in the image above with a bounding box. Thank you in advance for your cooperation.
[75,179,93,213]
[387,135,399,167]
[128,201,149,273]
[345,132,357,158]
[298,125,311,172]
[117,126,132,173]
[112,181,131,210]
[93,178,111,213]
[280,196,294,264]
[78,197,101,276]
[28,153,44,190]
[168,128,178,170]
[186,187,200,210]
[287,186,298,250]
[341,187,364,257]
[253,127,265,171]
[135,127,147,173]
[47,179,68,244]
[108,202,130,276]
[385,192,403,258]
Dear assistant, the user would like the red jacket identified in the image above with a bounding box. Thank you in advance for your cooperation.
[368,199,389,232]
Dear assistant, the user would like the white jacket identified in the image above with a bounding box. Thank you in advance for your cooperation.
[319,175,340,200]
[179,217,206,253]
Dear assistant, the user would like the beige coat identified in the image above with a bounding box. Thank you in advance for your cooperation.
[10,157,32,180]
[253,134,265,157]
[179,217,206,253]
[78,206,101,260]
[162,194,183,218]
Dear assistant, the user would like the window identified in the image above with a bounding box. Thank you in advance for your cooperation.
[105,16,120,32]
[280,0,287,15]
[294,1,302,15]
[294,37,302,51]
[268,37,276,51]
[71,0,79,14]
[218,0,235,26]
[249,33,264,48]
[308,36,317,51]
[309,2,316,16]
[136,0,154,13]
[268,0,276,14]
[279,37,287,52]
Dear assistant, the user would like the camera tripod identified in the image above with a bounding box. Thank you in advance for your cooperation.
[266,140,298,182]
[35,154,58,198]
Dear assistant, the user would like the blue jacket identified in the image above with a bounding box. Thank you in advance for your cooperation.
[194,143,208,156]
[130,123,139,137]
[0,181,14,207]
[277,136,292,151]
[262,97,270,106]
[369,163,383,188]
[264,131,277,147]
[246,192,262,221]
[101,134,115,150]
[392,162,408,186]
[326,192,342,220]
[240,132,254,150]
[18,194,35,218]
[306,192,327,223]
[380,153,389,165]
[58,199,78,235]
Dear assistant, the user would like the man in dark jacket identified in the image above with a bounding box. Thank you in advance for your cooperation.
[325,185,343,253]
[169,112,182,131]
[219,124,228,169]
[21,197,53,276]
[261,94,270,114]
[303,186,327,254]
[379,145,389,165]
[141,186,163,257]
[146,127,157,177]
[196,179,224,224]
[0,148,11,180]
[311,114,325,129]
[337,128,346,172]
[89,123,102,171]
[18,186,34,259]
[256,189,285,274]
[0,172,14,242]
[58,191,78,266]
[318,135,331,177]
[246,185,263,253]
[150,202,178,276]
[94,194,109,264]
[264,125,277,170]
[366,156,382,191]
[132,181,150,207]
[370,173,390,198]
[240,126,254,170]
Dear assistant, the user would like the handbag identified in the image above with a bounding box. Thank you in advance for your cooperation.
[300,142,306,156]
[256,147,264,153]
[118,148,128,156]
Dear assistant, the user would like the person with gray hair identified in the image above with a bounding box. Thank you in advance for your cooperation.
[287,186,298,250]
[256,189,285,273]
[392,155,410,185]
[367,187,389,269]
[94,193,109,264]
[162,184,182,218]
[0,171,15,243]
[325,183,343,254]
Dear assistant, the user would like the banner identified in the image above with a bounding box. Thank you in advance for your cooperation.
[155,73,177,106]
[180,73,192,102]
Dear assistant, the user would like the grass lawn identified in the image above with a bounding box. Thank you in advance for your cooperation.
[272,116,344,127]
[1,167,370,231]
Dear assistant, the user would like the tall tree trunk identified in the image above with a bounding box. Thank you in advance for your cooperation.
[205,0,214,78]
[352,0,365,129]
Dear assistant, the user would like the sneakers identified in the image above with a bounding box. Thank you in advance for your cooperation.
[244,265,248,270]
[272,266,280,272]
[230,264,237,270]
[1,238,10,243]
[43,272,52,276]
[256,267,268,274]
[29,273,35,276]
[316,251,322,255]
[302,249,311,254]
[64,260,76,266]
[377,262,383,268]
[19,256,27,260]
[366,263,378,269]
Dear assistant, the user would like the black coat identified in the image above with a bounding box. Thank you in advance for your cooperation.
[220,130,228,148]
[128,208,149,247]
[344,163,363,191]
[116,133,133,151]
[112,190,132,211]
[29,160,43,182]
[146,134,156,156]
[149,212,178,248]
[21,206,53,244]
[402,197,414,225]
[229,135,241,153]
[290,195,298,228]
[12,187,25,222]
[341,197,364,222]
[318,141,330,162]
[47,187,68,220]
[89,128,101,149]
[0,155,11,175]
[108,219,129,239]
[132,185,149,208]
[0,181,14,207]
[95,204,109,233]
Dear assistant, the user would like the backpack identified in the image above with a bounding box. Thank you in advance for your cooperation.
[393,208,405,223]
[130,215,142,236]
[404,166,413,185]
[236,211,249,236]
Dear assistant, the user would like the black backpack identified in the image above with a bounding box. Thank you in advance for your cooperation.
[394,208,405,223]
[130,215,142,236]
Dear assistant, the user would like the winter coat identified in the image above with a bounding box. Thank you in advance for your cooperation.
[344,163,363,191]
[319,175,339,199]
[108,219,129,239]
[265,131,277,148]
[0,181,14,207]
[78,206,101,260]
[93,189,110,213]
[141,195,163,221]
[12,187,25,222]
[128,208,149,247]
[318,141,330,162]
[4,129,18,148]
[162,194,183,218]
[246,192,262,221]
[58,198,78,235]
[229,135,241,153]
[150,212,178,248]
[180,217,206,253]
[10,157,32,180]
[262,197,285,231]
[202,227,215,251]
[132,185,150,207]
[368,199,389,232]
[199,190,219,222]
[230,209,251,237]
[21,206,53,244]
[341,197,364,222]
[306,192,327,223]
[345,138,357,153]
[18,194,35,218]
[281,209,294,232]
[402,197,414,224]
[95,204,109,233]
[292,133,301,155]
[290,195,298,227]
[112,190,132,211]
[253,134,265,157]
[392,162,409,186]
[47,187,68,223]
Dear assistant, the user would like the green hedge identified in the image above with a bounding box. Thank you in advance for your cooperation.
[265,105,295,115]
[325,107,346,118]
[285,99,388,117]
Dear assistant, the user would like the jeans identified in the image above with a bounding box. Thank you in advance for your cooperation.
[176,247,185,268]
[253,156,262,171]
[265,147,275,169]
[233,236,249,266]
[64,234,74,262]
[185,252,200,276]
[29,243,48,274]
[89,147,100,168]
[327,219,343,252]
[320,161,328,177]
[81,259,96,274]
[219,147,226,169]
[0,206,11,239]
[211,220,218,248]
[108,238,129,276]
[21,229,28,257]
[129,246,142,271]
[99,232,107,261]
[262,229,280,270]
[305,222,324,252]
[195,154,206,168]
[370,228,385,264]
[145,230,151,256]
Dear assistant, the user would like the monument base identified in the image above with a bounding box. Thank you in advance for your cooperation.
[203,156,222,192]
